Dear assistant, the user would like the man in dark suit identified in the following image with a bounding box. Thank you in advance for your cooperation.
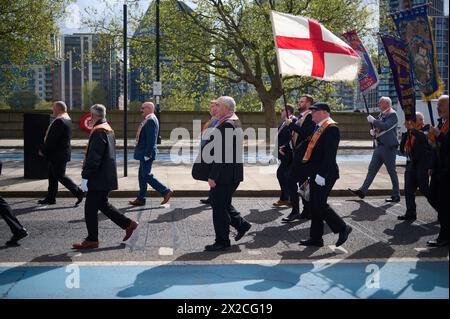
[280,94,315,222]
[193,96,251,251]
[299,102,352,247]
[73,104,138,249]
[399,112,432,221]
[38,101,83,206]
[427,95,449,247]
[129,102,173,206]
[272,103,296,207]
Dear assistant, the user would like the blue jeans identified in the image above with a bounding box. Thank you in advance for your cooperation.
[137,160,170,201]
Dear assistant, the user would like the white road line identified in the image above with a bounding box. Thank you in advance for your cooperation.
[158,247,174,256]
[344,220,389,244]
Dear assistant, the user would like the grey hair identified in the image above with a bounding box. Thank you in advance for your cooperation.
[54,101,67,112]
[438,95,449,103]
[416,112,424,122]
[379,96,392,107]
[217,96,236,112]
[90,104,106,119]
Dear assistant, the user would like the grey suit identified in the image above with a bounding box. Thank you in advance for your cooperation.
[360,110,400,198]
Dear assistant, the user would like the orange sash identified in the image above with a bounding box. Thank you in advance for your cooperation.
[302,118,336,163]
[428,120,448,145]
[83,122,114,168]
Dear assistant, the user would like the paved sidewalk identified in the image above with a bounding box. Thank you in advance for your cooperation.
[0,157,406,197]
[0,139,374,149]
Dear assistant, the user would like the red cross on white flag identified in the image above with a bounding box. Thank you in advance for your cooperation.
[270,11,361,81]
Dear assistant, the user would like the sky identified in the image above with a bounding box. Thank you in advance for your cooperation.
[60,0,449,35]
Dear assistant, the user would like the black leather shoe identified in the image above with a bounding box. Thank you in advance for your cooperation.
[5,231,29,246]
[336,225,353,247]
[427,239,449,247]
[398,214,416,221]
[299,211,311,220]
[38,199,55,205]
[385,196,400,203]
[347,188,365,199]
[281,213,302,223]
[75,191,84,206]
[299,238,324,247]
[204,243,231,251]
[200,198,211,205]
[235,223,252,241]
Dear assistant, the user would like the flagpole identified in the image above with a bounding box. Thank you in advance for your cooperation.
[427,101,435,126]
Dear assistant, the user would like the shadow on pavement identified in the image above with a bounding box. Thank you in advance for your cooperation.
[347,199,394,222]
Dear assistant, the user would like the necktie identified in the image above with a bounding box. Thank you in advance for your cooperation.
[313,125,319,133]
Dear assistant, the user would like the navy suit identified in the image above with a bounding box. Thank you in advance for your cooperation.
[276,118,296,201]
[134,115,170,201]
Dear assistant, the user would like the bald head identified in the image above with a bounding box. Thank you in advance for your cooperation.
[141,102,155,117]
[437,95,449,120]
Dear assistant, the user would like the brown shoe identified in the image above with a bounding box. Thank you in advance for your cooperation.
[129,199,145,206]
[123,220,139,241]
[160,190,173,205]
[273,200,291,207]
[72,240,99,249]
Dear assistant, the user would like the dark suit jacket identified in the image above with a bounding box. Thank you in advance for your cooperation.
[288,113,315,162]
[304,124,340,181]
[276,116,297,162]
[192,119,244,185]
[432,129,449,177]
[81,119,118,191]
[134,115,159,161]
[41,117,72,162]
[399,126,433,170]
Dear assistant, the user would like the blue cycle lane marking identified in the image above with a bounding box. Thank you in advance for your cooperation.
[0,259,448,299]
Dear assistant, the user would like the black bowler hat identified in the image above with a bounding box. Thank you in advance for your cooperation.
[310,102,331,113]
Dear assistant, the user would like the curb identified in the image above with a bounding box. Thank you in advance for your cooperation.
[0,189,405,198]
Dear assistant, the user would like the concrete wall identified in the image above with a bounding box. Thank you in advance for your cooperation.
[0,110,372,140]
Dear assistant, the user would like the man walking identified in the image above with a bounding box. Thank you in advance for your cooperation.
[73,104,138,249]
[281,94,315,222]
[348,97,400,202]
[193,96,251,251]
[427,95,449,247]
[129,102,173,206]
[272,103,296,207]
[38,101,83,206]
[399,112,432,221]
[299,102,352,247]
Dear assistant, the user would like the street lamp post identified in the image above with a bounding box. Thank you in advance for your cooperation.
[123,3,128,177]
[155,0,161,144]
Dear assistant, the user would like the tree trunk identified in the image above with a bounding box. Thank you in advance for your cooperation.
[262,98,277,130]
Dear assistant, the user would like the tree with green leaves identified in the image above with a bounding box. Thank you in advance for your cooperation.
[86,0,372,127]
[7,91,39,110]
[0,0,70,97]
[82,81,108,110]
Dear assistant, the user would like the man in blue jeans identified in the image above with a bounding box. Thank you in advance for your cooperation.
[129,102,173,206]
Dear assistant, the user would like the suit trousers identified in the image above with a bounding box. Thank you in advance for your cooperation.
[210,182,243,245]
[47,160,81,201]
[0,196,26,236]
[360,145,400,197]
[287,163,311,215]
[138,159,170,201]
[85,190,132,242]
[277,159,291,201]
[310,177,346,240]
[206,187,250,232]
[428,173,449,241]
[404,161,430,214]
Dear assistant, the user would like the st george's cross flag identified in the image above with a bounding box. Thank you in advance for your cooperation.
[270,11,361,81]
